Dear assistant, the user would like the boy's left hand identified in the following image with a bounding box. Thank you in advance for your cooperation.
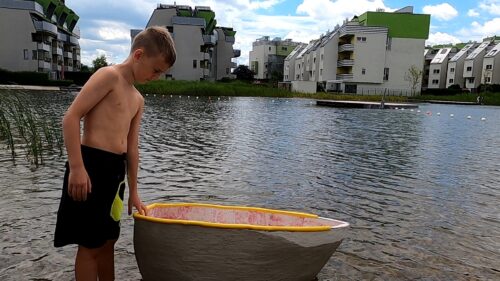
[129,193,147,216]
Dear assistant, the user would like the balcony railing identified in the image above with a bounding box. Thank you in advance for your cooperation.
[52,63,61,71]
[52,47,63,56]
[69,35,79,45]
[37,42,51,52]
[233,49,241,58]
[337,59,354,67]
[64,52,73,59]
[225,36,235,44]
[336,74,353,80]
[38,60,51,70]
[203,34,217,46]
[338,44,354,52]
[33,20,58,35]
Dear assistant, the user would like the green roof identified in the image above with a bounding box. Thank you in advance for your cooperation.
[358,11,430,39]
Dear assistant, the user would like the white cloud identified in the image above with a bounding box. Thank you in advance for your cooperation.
[422,3,458,21]
[458,18,500,42]
[479,0,500,15]
[92,20,133,41]
[426,32,461,46]
[467,9,480,17]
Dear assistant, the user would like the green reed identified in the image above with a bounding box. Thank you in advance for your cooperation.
[0,91,63,166]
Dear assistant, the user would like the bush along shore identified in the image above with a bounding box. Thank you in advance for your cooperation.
[136,80,500,105]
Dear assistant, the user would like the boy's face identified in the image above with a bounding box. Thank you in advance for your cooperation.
[134,49,170,83]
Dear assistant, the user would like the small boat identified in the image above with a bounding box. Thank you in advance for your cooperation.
[133,203,349,281]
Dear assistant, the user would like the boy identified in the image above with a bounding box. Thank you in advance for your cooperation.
[54,26,176,281]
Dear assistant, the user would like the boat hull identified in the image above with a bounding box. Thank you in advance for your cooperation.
[134,218,347,281]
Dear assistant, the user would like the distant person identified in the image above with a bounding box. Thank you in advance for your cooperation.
[54,26,176,281]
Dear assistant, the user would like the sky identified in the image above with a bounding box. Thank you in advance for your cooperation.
[65,0,500,67]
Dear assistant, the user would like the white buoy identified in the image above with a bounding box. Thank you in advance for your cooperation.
[218,97,220,100]
[410,109,414,112]
[467,116,472,119]
[395,107,399,110]
[437,112,441,116]
[188,96,190,98]
[196,96,199,99]
[481,117,486,121]
[272,100,275,102]
[170,95,173,98]
[417,110,421,113]
[401,108,405,111]
[450,114,454,117]
[179,95,181,98]
[154,94,156,97]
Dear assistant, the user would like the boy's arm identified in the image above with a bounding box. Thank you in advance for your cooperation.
[127,95,147,215]
[63,67,118,201]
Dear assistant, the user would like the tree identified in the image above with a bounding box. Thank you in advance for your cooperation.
[404,65,423,95]
[80,64,91,72]
[232,65,255,81]
[92,55,108,72]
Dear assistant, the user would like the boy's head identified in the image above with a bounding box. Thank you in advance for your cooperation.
[131,26,176,66]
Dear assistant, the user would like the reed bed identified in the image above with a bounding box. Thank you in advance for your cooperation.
[0,91,63,166]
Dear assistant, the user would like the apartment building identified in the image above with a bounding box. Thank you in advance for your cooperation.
[446,43,477,88]
[481,43,500,85]
[249,36,301,80]
[463,41,494,91]
[283,43,306,82]
[427,47,456,89]
[285,6,430,95]
[0,0,81,79]
[132,4,240,81]
[422,48,438,90]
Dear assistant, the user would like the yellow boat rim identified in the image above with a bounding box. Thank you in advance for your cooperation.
[133,203,333,232]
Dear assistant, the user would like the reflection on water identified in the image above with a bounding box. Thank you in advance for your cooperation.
[1,91,499,280]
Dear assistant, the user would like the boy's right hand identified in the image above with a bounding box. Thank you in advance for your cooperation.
[68,167,92,201]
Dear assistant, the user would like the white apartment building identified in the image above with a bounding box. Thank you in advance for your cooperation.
[249,36,301,80]
[285,6,430,95]
[422,48,438,90]
[446,43,477,88]
[283,43,306,82]
[0,0,81,79]
[132,4,240,81]
[481,43,500,85]
[428,47,456,89]
[463,41,494,91]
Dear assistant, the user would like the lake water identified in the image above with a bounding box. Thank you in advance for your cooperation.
[0,91,499,280]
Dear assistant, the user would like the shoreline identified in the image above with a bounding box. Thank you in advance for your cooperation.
[0,84,60,91]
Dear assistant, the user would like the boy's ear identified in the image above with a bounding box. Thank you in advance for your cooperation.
[133,48,144,60]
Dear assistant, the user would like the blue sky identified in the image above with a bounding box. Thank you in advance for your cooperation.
[65,0,500,66]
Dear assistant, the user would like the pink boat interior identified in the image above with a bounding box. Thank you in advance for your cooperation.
[146,205,347,228]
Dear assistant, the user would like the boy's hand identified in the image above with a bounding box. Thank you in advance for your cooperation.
[68,167,92,201]
[128,193,147,216]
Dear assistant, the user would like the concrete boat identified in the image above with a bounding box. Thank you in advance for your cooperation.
[133,203,349,281]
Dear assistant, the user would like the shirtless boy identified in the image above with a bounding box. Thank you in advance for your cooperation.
[54,26,176,281]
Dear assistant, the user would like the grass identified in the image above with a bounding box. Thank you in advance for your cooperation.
[0,91,63,166]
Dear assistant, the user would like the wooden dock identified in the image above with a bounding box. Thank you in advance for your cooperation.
[316,100,418,109]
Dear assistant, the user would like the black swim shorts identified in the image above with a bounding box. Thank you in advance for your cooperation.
[54,145,126,249]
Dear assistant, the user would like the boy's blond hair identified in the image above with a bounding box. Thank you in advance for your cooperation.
[131,26,176,67]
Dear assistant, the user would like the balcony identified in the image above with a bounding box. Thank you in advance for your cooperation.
[338,44,354,52]
[336,74,353,80]
[203,34,217,46]
[37,42,51,52]
[202,52,210,60]
[337,59,354,67]
[52,46,63,56]
[230,62,237,68]
[74,54,81,61]
[38,60,51,70]
[63,51,73,59]
[233,49,241,58]
[52,63,62,71]
[225,36,235,44]
[33,20,58,35]
[69,35,79,45]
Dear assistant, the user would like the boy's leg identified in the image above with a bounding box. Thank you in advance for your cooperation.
[97,239,117,281]
[75,246,99,281]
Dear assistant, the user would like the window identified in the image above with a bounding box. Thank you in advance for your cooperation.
[433,69,440,74]
[469,77,475,83]
[362,68,366,75]
[485,77,491,83]
[466,66,472,71]
[281,46,287,51]
[321,54,324,61]
[449,79,454,83]
[356,36,366,42]
[345,84,357,93]
[193,60,197,68]
[313,58,316,63]
[23,49,29,60]
[269,46,271,51]
[320,69,323,75]
[440,49,447,54]
[383,68,389,81]
[32,50,38,60]
[486,64,492,70]
[432,79,439,84]
[450,68,455,73]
